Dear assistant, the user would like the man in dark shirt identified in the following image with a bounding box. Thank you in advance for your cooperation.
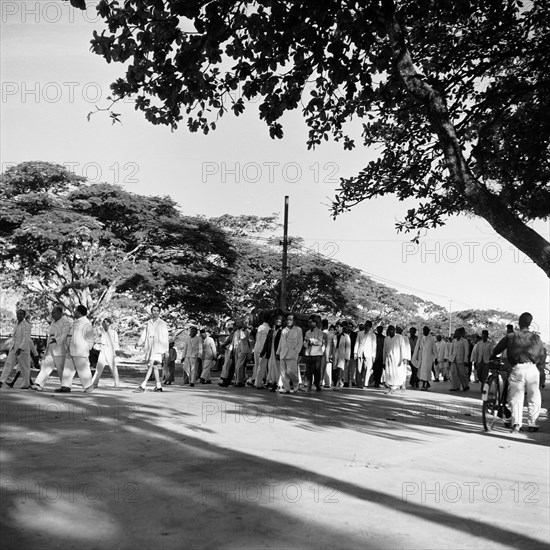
[491,312,545,434]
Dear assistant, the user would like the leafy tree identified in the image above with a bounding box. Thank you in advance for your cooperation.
[71,0,550,275]
[0,162,235,322]
[215,215,447,323]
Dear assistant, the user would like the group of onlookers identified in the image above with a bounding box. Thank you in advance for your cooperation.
[0,304,546,433]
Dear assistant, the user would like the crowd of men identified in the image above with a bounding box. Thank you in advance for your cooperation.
[0,305,546,433]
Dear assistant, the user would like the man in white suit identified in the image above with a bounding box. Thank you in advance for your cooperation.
[134,304,169,392]
[435,335,449,382]
[200,329,217,384]
[471,329,493,388]
[277,314,303,394]
[449,327,471,392]
[91,317,120,388]
[31,305,72,391]
[181,326,203,387]
[56,305,96,393]
[232,322,253,387]
[252,316,271,389]
[0,309,33,389]
[354,320,377,389]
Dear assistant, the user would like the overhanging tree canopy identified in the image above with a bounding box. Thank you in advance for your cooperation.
[0,162,236,319]
[68,0,550,275]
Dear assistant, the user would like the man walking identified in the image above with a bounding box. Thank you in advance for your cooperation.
[31,306,72,391]
[181,326,203,387]
[373,325,386,388]
[91,317,121,388]
[218,322,236,387]
[56,305,96,393]
[435,335,449,382]
[200,329,216,384]
[262,315,283,392]
[162,342,177,384]
[304,315,326,391]
[471,330,493,388]
[383,325,410,394]
[134,304,170,392]
[331,322,351,390]
[413,326,438,391]
[249,314,270,387]
[449,328,470,392]
[277,314,303,394]
[491,313,545,434]
[354,320,377,389]
[0,309,33,389]
[408,327,419,388]
[233,322,253,387]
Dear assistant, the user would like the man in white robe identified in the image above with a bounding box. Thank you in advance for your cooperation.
[413,326,438,391]
[383,325,409,394]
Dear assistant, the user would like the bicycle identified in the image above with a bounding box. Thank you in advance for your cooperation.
[481,360,512,431]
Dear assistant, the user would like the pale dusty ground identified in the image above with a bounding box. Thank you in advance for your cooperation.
[1,374,549,550]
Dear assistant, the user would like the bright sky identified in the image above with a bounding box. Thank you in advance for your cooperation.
[1,1,549,340]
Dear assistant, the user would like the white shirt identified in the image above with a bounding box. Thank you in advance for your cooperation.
[202,336,217,360]
[10,319,32,353]
[277,326,303,360]
[253,323,271,354]
[471,340,493,364]
[47,316,72,357]
[181,334,203,359]
[304,327,325,356]
[139,318,170,356]
[67,316,96,358]
[354,330,377,359]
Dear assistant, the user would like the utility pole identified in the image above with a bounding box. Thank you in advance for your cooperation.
[280,195,289,311]
[448,299,453,338]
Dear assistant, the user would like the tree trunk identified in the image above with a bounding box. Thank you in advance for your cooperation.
[382,0,550,277]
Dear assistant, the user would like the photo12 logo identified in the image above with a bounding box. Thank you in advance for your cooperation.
[1,161,139,185]
[202,481,339,505]
[201,161,340,184]
[1,481,140,504]
[401,241,533,264]
[402,481,539,504]
[1,1,102,25]
[1,81,135,106]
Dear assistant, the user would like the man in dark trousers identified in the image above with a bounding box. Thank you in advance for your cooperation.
[408,327,419,388]
[372,325,385,388]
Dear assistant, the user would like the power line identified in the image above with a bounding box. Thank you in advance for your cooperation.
[1,199,475,309]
